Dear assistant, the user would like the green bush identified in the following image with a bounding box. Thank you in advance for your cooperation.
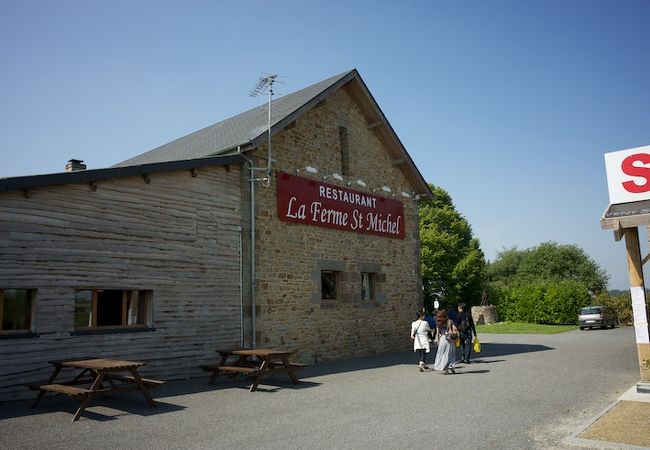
[594,291,650,326]
[495,280,591,325]
[536,281,591,324]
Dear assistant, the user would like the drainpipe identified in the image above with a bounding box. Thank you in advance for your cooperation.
[238,225,244,347]
[237,146,258,349]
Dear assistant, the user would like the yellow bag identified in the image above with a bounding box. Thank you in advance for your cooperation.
[473,338,481,353]
[455,337,461,347]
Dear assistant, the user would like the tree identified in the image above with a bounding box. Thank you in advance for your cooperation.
[485,247,528,290]
[487,242,608,295]
[419,184,486,308]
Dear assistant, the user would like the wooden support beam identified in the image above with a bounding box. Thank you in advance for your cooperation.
[625,228,644,287]
[623,227,650,383]
[367,121,383,130]
[613,220,625,241]
[89,181,98,191]
[643,253,650,267]
[190,168,198,178]
[142,174,151,185]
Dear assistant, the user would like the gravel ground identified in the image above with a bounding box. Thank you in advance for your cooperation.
[0,327,640,450]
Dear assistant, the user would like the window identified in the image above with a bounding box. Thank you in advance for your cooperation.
[361,273,375,300]
[339,126,349,175]
[0,289,34,332]
[321,271,339,300]
[74,289,152,329]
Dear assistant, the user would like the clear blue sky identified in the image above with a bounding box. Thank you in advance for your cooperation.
[1,1,649,290]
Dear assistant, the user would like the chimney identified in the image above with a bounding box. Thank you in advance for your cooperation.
[65,159,86,172]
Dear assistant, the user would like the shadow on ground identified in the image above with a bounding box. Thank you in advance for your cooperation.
[0,342,552,422]
[476,342,554,358]
[0,393,185,421]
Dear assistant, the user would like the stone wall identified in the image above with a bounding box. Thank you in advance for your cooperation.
[248,86,424,363]
[471,306,499,324]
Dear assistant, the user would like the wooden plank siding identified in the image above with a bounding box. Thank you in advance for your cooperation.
[0,165,243,400]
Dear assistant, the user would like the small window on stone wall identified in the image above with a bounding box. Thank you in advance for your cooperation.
[321,271,339,300]
[361,272,375,301]
[339,126,349,175]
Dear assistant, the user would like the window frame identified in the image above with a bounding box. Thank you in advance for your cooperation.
[339,126,350,175]
[74,289,153,331]
[0,288,35,335]
[360,272,376,301]
[321,270,340,301]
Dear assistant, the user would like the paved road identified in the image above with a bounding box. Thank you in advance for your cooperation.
[0,327,640,449]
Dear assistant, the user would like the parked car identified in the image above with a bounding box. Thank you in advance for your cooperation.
[579,305,617,330]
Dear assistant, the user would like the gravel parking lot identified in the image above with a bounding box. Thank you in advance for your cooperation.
[0,327,640,449]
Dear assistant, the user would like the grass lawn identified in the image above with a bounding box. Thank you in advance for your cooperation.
[476,322,578,334]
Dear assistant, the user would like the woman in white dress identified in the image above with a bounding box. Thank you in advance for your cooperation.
[410,311,432,372]
[433,309,459,374]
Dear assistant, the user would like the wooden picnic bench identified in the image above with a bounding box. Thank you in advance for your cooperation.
[30,358,165,422]
[201,348,307,392]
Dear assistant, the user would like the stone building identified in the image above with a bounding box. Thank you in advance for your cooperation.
[0,69,432,400]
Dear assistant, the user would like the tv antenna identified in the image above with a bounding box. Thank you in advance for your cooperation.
[249,74,278,186]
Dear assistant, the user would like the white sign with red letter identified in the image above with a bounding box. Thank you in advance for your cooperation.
[605,145,650,204]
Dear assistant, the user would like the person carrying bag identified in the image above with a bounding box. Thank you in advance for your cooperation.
[411,311,432,372]
[456,303,478,363]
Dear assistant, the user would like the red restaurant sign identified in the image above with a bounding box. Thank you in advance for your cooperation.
[276,172,405,239]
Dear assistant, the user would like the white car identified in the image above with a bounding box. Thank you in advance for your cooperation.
[578,306,616,330]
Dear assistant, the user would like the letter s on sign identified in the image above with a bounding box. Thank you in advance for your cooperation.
[622,153,650,193]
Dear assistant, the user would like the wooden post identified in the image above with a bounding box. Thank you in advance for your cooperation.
[624,227,650,383]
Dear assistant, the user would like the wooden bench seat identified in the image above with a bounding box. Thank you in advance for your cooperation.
[26,376,95,390]
[105,374,166,387]
[200,364,220,372]
[287,362,308,369]
[213,365,260,375]
[37,384,110,397]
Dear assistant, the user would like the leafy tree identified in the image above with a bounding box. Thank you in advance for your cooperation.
[487,242,608,295]
[419,184,486,308]
[486,247,528,290]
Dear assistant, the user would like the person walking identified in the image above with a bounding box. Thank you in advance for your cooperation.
[433,309,459,374]
[456,303,477,364]
[411,311,432,372]
[447,304,458,324]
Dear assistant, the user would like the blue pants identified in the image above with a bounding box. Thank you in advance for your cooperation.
[460,332,473,362]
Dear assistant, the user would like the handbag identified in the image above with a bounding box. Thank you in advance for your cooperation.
[446,320,459,342]
[473,337,481,353]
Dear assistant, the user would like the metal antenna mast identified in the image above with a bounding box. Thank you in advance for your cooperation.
[249,74,277,186]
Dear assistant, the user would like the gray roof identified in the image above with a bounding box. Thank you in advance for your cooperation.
[0,70,432,197]
[0,155,245,192]
[115,70,355,167]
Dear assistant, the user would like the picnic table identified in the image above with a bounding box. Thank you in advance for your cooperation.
[29,357,165,422]
[200,348,306,392]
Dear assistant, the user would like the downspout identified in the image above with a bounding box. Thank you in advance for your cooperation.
[237,146,257,349]
[238,225,244,347]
